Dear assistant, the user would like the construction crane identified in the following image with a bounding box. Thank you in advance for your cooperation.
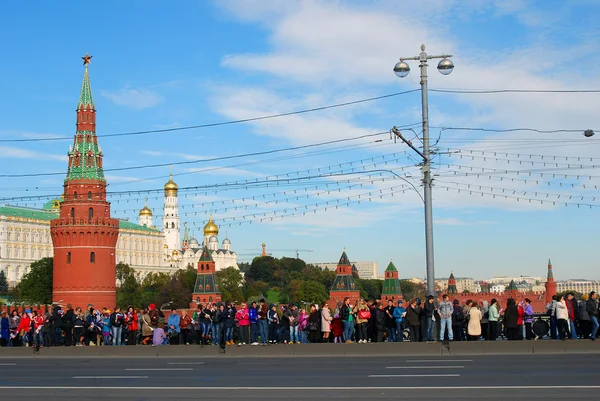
[244,244,313,259]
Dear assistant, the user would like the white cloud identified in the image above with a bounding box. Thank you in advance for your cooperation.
[210,0,600,214]
[100,88,163,109]
[0,146,67,162]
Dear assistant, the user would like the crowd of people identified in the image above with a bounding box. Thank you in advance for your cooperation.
[1,291,598,348]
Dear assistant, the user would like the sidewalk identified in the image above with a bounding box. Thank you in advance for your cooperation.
[0,341,597,358]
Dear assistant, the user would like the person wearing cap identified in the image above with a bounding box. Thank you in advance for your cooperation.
[587,291,599,340]
[392,299,406,342]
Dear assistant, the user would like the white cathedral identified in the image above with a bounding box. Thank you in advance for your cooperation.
[0,172,238,287]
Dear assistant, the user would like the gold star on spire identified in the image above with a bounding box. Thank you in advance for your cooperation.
[82,52,93,67]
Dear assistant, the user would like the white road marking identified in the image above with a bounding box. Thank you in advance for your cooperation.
[369,374,461,378]
[386,366,465,369]
[0,363,16,366]
[73,376,148,379]
[125,368,193,371]
[405,359,473,363]
[1,385,600,390]
[167,362,205,365]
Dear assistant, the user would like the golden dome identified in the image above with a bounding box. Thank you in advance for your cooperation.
[172,249,178,256]
[164,171,178,197]
[139,205,152,216]
[203,214,219,236]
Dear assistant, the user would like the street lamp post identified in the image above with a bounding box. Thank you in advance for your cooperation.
[393,44,454,296]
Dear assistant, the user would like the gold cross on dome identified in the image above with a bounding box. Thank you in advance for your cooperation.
[82,52,93,67]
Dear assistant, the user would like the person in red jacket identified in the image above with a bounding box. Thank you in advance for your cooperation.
[235,302,250,345]
[517,301,525,340]
[32,310,45,347]
[125,306,139,346]
[16,309,32,347]
[331,315,344,343]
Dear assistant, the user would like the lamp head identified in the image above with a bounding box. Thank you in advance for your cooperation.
[437,58,454,75]
[393,61,410,78]
[584,129,595,138]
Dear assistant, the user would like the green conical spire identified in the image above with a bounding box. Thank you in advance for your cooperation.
[78,66,94,109]
[199,246,213,262]
[65,57,105,183]
[385,260,398,272]
[506,279,518,291]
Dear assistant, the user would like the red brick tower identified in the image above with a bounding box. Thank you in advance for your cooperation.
[545,258,557,304]
[381,260,403,303]
[505,279,519,299]
[51,54,119,308]
[329,249,360,305]
[190,246,221,307]
[447,272,458,295]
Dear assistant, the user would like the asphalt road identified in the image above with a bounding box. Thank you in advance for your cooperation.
[0,354,598,400]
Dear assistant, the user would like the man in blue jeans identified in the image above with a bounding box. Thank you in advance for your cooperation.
[258,299,269,344]
[438,294,454,342]
[340,297,354,343]
[587,291,599,340]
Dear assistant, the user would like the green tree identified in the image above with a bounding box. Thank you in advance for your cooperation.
[400,280,426,301]
[138,272,171,307]
[247,256,277,283]
[216,266,244,302]
[355,279,383,301]
[296,280,328,305]
[116,263,140,308]
[19,257,53,304]
[0,270,8,294]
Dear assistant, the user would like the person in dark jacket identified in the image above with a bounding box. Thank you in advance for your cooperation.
[423,295,437,342]
[62,304,75,346]
[587,291,599,340]
[405,299,421,342]
[384,300,396,342]
[565,293,579,339]
[52,306,64,346]
[504,298,519,340]
[308,304,321,343]
[373,301,386,342]
[452,300,465,341]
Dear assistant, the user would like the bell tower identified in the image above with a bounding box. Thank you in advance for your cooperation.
[51,54,119,308]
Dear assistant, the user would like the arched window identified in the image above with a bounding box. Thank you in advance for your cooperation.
[67,252,71,264]
[171,222,175,229]
[88,191,92,200]
[89,208,94,219]
[90,252,95,263]
[70,208,75,219]
[73,192,78,200]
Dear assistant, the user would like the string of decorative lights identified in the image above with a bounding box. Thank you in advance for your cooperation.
[436,180,600,202]
[0,152,415,203]
[436,185,599,209]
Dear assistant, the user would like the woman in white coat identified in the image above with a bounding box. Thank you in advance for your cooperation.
[555,294,569,341]
[321,301,333,343]
[467,301,482,341]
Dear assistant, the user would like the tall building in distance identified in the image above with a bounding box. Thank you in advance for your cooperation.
[50,54,119,308]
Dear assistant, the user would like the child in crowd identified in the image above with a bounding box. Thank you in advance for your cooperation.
[153,322,167,346]
[331,314,343,343]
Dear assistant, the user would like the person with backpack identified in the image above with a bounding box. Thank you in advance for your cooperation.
[148,304,159,328]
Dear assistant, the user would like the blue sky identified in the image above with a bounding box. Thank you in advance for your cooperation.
[1,0,600,280]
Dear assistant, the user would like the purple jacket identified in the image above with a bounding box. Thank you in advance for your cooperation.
[523,304,534,323]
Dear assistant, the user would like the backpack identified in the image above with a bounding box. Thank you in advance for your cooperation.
[454,308,464,322]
